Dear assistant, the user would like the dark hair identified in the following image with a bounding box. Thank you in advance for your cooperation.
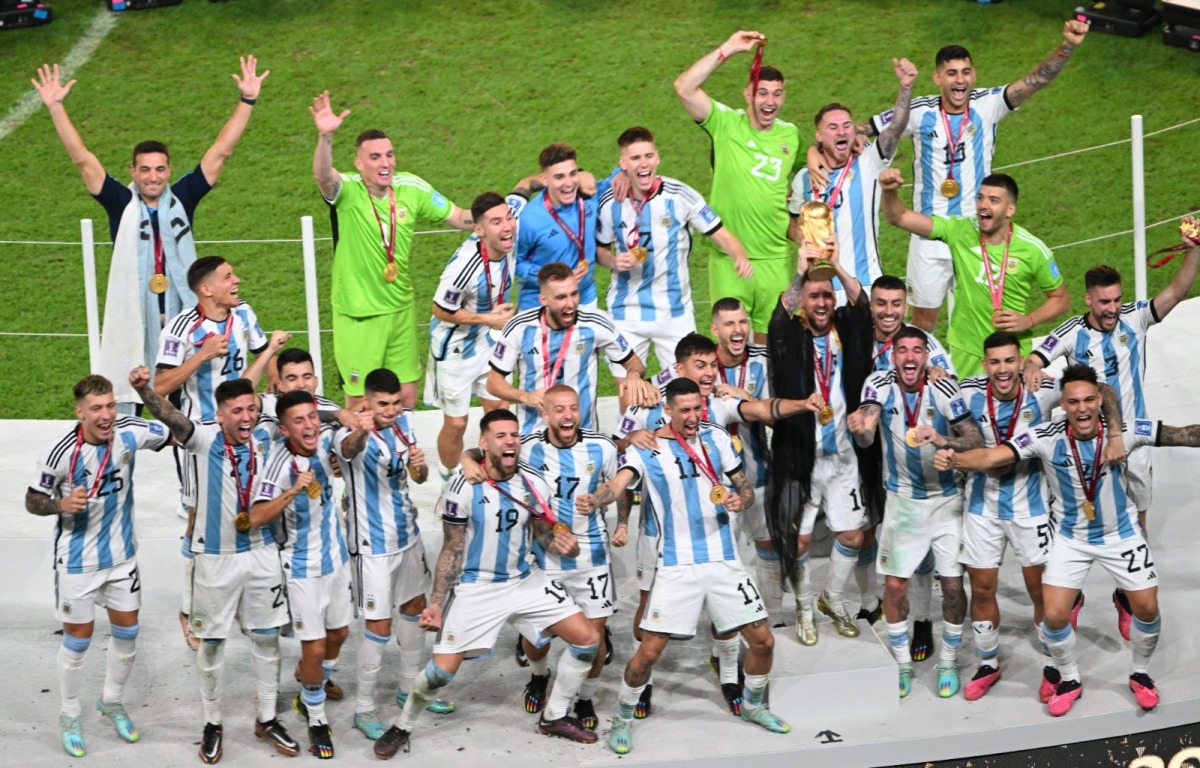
[73,375,113,402]
[471,192,508,222]
[187,256,228,293]
[1061,363,1099,387]
[871,274,907,294]
[617,126,655,148]
[710,297,745,318]
[983,330,1020,354]
[538,262,575,286]
[814,102,853,127]
[275,389,317,421]
[980,173,1019,203]
[277,348,313,373]
[935,45,973,68]
[538,143,576,170]
[132,140,169,165]
[756,65,784,85]
[893,325,928,348]
[674,332,718,363]
[664,376,701,404]
[364,368,401,396]
[1084,264,1122,291]
[215,378,255,406]
[480,408,519,433]
[355,129,389,148]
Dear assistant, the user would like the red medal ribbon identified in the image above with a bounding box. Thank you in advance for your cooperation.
[820,155,858,210]
[813,333,836,410]
[979,224,1013,313]
[539,310,574,390]
[669,425,722,491]
[939,104,970,184]
[542,193,586,266]
[748,41,765,92]
[1066,426,1103,508]
[625,177,662,251]
[368,183,398,269]
[68,426,115,499]
[480,242,509,311]
[287,440,322,501]
[902,386,925,430]
[153,229,165,280]
[189,306,236,348]
[872,336,895,369]
[986,379,1024,445]
[225,435,256,514]
[486,472,558,526]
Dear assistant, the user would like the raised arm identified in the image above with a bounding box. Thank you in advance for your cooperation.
[242,331,291,390]
[737,395,821,427]
[880,168,934,238]
[577,467,639,514]
[200,55,269,186]
[445,206,474,231]
[1004,20,1089,109]
[130,366,194,444]
[876,58,917,160]
[335,410,376,461]
[1151,223,1200,319]
[310,90,350,201]
[939,444,1017,474]
[1157,423,1200,447]
[32,64,105,194]
[674,30,764,122]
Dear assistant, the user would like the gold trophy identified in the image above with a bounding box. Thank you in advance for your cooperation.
[797,200,838,282]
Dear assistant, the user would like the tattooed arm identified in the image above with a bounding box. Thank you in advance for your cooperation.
[876,57,917,159]
[129,366,194,445]
[737,395,822,426]
[576,467,638,513]
[780,273,807,316]
[612,489,632,547]
[725,468,754,513]
[848,403,881,447]
[532,518,581,558]
[1157,424,1200,447]
[420,522,466,630]
[945,417,986,451]
[1004,20,1088,109]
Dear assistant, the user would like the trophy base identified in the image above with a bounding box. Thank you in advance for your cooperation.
[807,259,838,283]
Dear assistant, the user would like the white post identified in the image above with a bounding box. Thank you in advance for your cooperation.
[1131,115,1147,303]
[301,215,324,396]
[81,219,102,372]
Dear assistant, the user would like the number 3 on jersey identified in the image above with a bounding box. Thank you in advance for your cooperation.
[750,153,782,182]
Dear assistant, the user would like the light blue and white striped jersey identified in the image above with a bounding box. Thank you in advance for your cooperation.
[156,302,268,421]
[861,370,971,498]
[616,386,744,439]
[622,425,744,567]
[812,331,854,459]
[1008,419,1157,545]
[873,87,1013,220]
[255,426,347,579]
[788,140,892,291]
[872,327,956,376]
[31,417,169,574]
[959,375,1061,520]
[1032,301,1158,424]
[440,466,554,585]
[335,410,422,557]
[522,429,619,571]
[718,344,771,491]
[490,307,635,432]
[595,177,721,323]
[184,420,277,555]
[428,238,515,363]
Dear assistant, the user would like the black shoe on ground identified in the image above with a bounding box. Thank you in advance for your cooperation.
[573,698,598,730]
[538,714,598,743]
[308,723,334,759]
[254,718,300,757]
[524,672,550,714]
[199,722,222,765]
[720,682,743,715]
[634,684,653,719]
[373,726,410,759]
[910,619,934,662]
[856,600,883,625]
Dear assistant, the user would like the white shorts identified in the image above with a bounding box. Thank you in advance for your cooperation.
[287,562,353,641]
[189,547,288,639]
[606,317,695,377]
[1126,449,1153,513]
[1042,532,1159,593]
[877,491,963,578]
[642,560,767,637]
[543,564,617,620]
[353,542,432,620]
[905,236,954,310]
[799,453,866,535]
[959,513,1051,570]
[424,349,495,417]
[55,558,142,624]
[636,529,659,592]
[435,571,581,658]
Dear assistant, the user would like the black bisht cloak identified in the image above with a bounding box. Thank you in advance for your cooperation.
[766,291,885,574]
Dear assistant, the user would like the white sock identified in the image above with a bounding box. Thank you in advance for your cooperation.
[397,661,454,732]
[356,629,389,712]
[973,621,1000,668]
[1130,615,1162,675]
[528,648,551,677]
[789,556,812,615]
[58,634,90,717]
[940,622,963,663]
[197,639,225,724]
[301,683,327,726]
[615,679,646,722]
[577,675,601,702]
[102,624,138,703]
[887,621,912,665]
[1042,621,1080,682]
[755,546,783,624]
[826,541,859,602]
[248,631,280,723]
[714,636,740,684]
[543,642,597,720]
[395,614,424,695]
[181,552,194,615]
[743,672,769,709]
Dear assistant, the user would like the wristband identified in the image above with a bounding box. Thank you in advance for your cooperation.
[716,46,728,62]
[240,96,257,106]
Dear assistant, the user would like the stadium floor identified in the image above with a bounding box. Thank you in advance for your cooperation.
[4,299,1200,768]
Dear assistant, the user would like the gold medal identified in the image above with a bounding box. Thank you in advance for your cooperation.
[940,178,960,198]
[234,511,251,532]
[383,262,400,282]
[992,309,1003,326]
[576,258,588,270]
[905,427,920,448]
[710,486,728,505]
[552,522,570,535]
[1081,500,1095,520]
[731,434,744,454]
[306,481,322,499]
[818,405,834,425]
[630,246,648,264]
[149,273,169,294]
[1181,220,1200,241]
